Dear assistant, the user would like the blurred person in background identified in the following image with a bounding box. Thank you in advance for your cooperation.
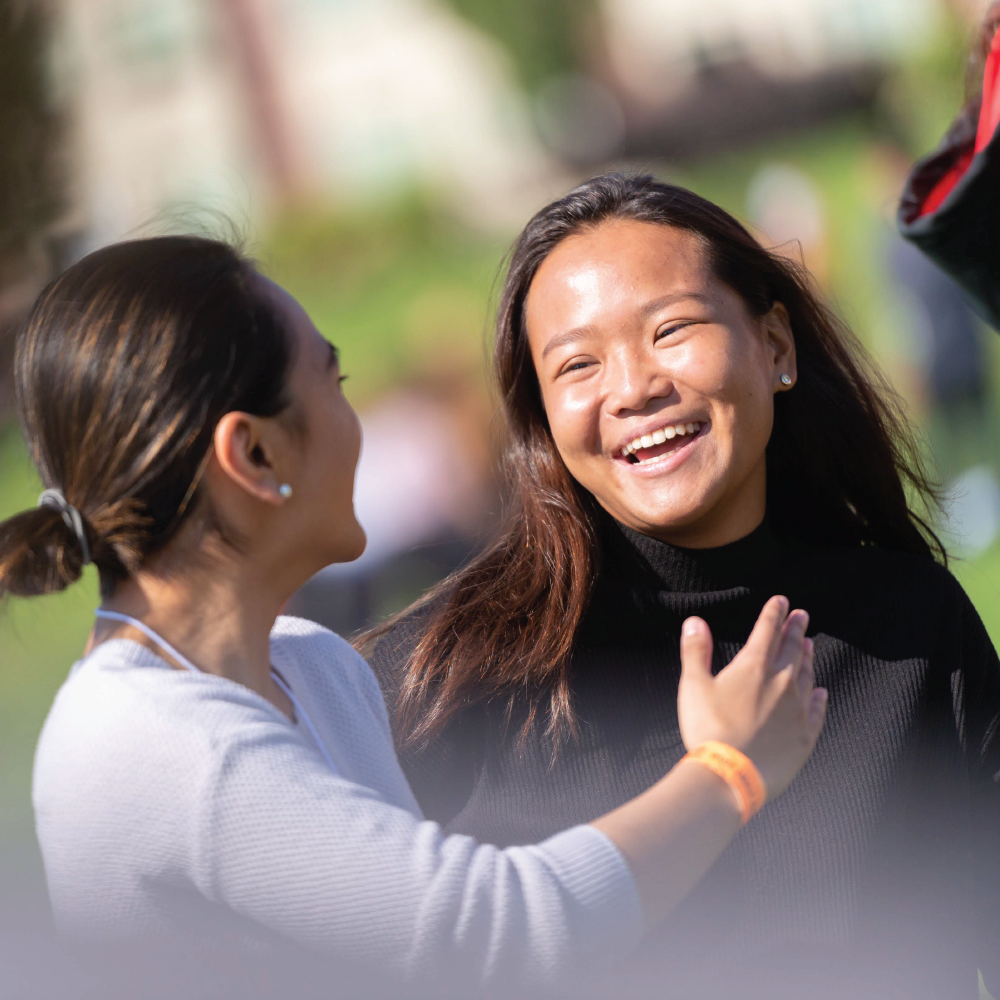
[10,235,827,996]
[367,173,1000,1000]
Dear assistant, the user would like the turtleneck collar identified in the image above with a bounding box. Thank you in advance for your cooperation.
[597,510,780,593]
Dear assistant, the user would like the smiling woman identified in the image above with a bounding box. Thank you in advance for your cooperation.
[525,219,795,550]
[366,173,1000,999]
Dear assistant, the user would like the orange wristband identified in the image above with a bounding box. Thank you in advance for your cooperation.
[681,741,767,826]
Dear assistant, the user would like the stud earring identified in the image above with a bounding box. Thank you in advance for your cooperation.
[278,483,293,499]
[780,374,792,386]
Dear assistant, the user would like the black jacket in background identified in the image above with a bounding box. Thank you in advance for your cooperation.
[899,107,1000,331]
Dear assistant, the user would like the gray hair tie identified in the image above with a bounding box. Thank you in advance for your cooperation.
[38,489,92,566]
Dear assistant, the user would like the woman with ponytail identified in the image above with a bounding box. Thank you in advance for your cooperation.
[16,235,824,995]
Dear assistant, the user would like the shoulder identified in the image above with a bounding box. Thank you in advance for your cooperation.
[36,643,214,767]
[813,544,967,604]
[270,614,390,719]
[789,542,990,654]
[271,613,367,669]
[32,642,257,880]
[35,641,295,786]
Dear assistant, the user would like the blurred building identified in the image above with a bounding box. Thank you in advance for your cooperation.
[576,0,948,161]
[603,0,941,93]
[52,0,555,252]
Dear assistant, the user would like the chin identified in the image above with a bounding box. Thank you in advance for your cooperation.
[618,492,711,532]
[318,523,367,566]
[343,524,367,562]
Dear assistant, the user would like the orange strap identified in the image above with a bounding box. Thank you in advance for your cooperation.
[682,741,767,826]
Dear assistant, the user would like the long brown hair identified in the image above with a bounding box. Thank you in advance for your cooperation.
[360,173,944,749]
[0,236,295,602]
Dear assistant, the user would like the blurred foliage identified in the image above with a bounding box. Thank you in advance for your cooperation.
[260,194,505,406]
[0,0,63,261]
[441,0,596,92]
[878,5,976,155]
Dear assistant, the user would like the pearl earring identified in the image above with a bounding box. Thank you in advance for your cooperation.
[780,374,792,386]
[278,483,293,499]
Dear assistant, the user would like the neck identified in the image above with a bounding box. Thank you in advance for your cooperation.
[95,558,286,704]
[600,510,779,594]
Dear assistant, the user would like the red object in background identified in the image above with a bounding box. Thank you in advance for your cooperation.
[918,24,1000,218]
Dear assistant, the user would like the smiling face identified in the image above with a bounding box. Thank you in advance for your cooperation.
[524,218,796,548]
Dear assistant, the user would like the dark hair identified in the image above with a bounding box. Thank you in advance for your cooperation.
[361,172,944,749]
[0,235,294,601]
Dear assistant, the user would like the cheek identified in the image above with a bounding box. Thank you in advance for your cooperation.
[710,365,775,461]
[333,404,361,479]
[307,395,360,489]
[541,383,602,459]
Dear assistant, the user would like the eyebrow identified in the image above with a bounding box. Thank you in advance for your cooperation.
[326,342,339,369]
[539,292,710,360]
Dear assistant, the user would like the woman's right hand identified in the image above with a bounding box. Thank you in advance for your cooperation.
[676,596,827,802]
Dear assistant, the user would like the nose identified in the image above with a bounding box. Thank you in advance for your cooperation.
[604,345,675,416]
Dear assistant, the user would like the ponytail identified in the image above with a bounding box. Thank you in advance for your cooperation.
[0,491,151,601]
[0,505,88,599]
[1,235,295,604]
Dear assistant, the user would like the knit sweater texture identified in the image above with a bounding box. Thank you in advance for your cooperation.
[32,615,642,995]
[371,516,1000,1000]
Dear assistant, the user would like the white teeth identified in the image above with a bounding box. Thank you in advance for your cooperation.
[621,421,702,458]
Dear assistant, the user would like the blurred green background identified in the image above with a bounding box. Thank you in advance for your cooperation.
[4,0,1000,917]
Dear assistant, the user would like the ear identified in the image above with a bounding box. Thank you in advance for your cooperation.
[761,302,797,393]
[213,411,288,506]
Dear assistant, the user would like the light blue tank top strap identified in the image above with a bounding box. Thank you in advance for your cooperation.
[94,609,338,774]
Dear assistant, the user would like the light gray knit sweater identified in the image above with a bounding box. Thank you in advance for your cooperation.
[32,616,642,993]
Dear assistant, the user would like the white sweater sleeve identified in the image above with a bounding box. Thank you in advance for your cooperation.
[33,636,643,993]
[192,722,641,991]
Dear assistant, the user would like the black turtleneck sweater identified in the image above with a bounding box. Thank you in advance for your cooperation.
[370,517,1000,999]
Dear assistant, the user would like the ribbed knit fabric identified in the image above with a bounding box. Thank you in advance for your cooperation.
[32,616,642,995]
[372,516,1000,999]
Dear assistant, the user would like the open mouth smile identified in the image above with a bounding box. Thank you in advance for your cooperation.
[616,420,705,467]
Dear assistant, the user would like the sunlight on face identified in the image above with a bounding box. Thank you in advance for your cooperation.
[524,219,795,548]
[254,275,367,565]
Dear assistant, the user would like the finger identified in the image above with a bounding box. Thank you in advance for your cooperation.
[743,595,790,668]
[796,637,815,698]
[679,617,713,683]
[807,686,828,744]
[773,610,809,676]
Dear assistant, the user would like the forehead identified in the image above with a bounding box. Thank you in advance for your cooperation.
[525,220,713,324]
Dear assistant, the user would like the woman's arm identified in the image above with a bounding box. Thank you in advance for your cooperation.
[199,597,822,991]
